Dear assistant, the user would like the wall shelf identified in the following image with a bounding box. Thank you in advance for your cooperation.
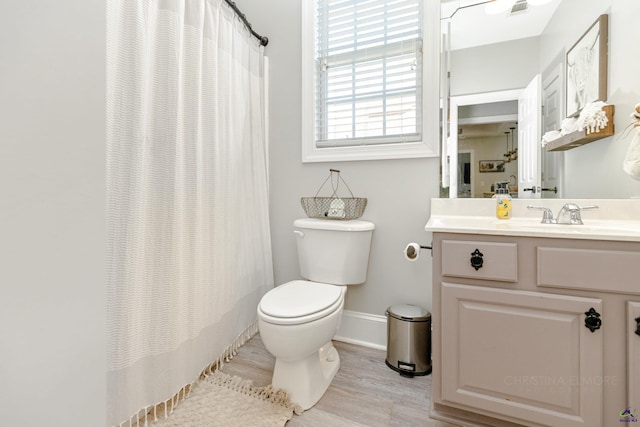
[545,105,615,152]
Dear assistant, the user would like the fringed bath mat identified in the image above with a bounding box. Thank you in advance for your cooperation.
[147,371,302,427]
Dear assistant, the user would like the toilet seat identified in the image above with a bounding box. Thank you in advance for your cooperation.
[258,280,344,326]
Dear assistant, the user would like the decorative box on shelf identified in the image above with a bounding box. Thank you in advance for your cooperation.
[545,105,615,152]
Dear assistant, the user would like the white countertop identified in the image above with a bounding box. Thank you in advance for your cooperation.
[426,198,640,242]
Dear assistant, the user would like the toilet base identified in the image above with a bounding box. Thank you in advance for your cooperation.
[271,341,340,410]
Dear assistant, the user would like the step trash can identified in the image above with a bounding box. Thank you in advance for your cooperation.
[385,304,431,377]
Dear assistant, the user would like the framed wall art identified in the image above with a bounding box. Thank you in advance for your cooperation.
[479,160,505,173]
[566,14,608,117]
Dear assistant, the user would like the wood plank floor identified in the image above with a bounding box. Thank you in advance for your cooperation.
[220,334,455,427]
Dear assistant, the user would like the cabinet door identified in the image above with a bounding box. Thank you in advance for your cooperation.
[441,283,603,427]
[628,302,640,409]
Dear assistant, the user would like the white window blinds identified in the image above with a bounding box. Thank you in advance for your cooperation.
[315,0,423,147]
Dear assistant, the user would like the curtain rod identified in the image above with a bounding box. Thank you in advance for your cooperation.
[223,0,269,46]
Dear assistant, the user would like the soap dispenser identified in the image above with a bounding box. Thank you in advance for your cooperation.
[495,188,512,220]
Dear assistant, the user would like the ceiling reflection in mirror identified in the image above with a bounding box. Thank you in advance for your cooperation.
[441,0,561,51]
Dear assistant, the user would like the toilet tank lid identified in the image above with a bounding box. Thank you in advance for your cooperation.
[294,218,375,231]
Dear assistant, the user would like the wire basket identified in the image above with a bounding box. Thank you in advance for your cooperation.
[300,169,368,220]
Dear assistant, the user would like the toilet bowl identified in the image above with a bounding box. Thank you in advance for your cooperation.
[257,218,374,410]
[257,280,346,409]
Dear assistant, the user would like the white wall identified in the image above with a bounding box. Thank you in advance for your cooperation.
[540,0,640,198]
[450,37,540,96]
[243,0,439,319]
[0,2,106,426]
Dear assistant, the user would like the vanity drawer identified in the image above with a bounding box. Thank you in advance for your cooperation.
[441,240,518,282]
[537,247,640,294]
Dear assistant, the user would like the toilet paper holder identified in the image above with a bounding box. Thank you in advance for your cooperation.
[403,242,433,261]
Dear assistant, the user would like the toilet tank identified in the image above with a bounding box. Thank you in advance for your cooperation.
[294,218,375,285]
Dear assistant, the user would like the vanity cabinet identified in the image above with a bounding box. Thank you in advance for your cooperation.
[628,302,640,409]
[430,233,640,427]
[441,282,602,426]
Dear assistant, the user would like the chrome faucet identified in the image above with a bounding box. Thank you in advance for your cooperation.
[555,203,599,225]
[527,206,556,224]
[527,203,599,225]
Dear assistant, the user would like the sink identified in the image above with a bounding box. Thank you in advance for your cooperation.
[426,215,640,241]
[496,219,619,230]
[426,198,640,242]
[495,218,640,235]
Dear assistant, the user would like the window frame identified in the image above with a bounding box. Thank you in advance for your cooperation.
[301,0,440,163]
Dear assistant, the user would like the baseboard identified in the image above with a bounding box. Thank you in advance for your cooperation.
[334,309,387,351]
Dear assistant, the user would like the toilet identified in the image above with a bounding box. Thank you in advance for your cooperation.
[257,218,375,410]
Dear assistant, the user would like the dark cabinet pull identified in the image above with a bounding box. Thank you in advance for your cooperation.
[635,316,640,337]
[584,308,602,332]
[470,249,484,271]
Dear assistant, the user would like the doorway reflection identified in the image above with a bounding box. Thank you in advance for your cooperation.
[458,151,472,197]
[458,119,518,198]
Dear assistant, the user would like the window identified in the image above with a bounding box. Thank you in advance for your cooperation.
[301,0,440,162]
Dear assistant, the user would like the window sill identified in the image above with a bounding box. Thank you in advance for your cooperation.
[301,140,438,163]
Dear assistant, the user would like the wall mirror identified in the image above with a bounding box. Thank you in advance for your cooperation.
[440,0,640,199]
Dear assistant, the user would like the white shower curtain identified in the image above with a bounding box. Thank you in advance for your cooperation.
[106,1,273,425]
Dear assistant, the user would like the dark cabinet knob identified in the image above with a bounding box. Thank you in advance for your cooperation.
[584,308,601,333]
[470,249,484,271]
